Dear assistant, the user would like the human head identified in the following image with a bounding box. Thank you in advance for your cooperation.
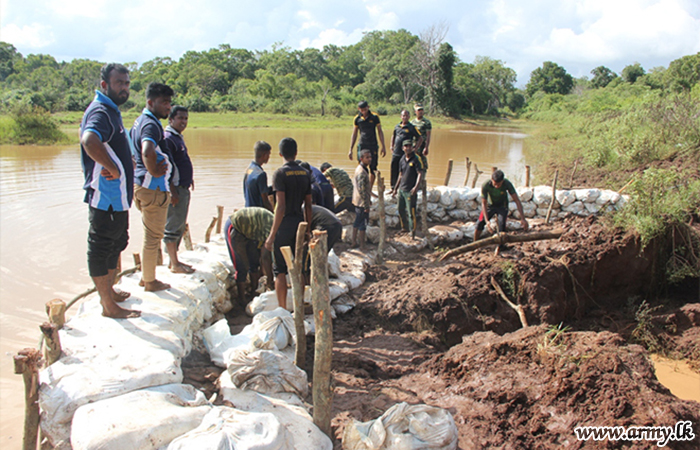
[100,63,130,106]
[400,109,410,123]
[168,105,188,133]
[359,149,372,166]
[414,103,424,119]
[358,100,369,117]
[146,82,174,120]
[279,137,297,161]
[402,139,413,155]
[320,162,332,173]
[254,140,272,164]
[491,169,505,188]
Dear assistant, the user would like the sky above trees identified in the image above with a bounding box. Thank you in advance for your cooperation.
[1,0,698,85]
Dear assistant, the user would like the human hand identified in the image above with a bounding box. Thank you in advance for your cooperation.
[380,147,386,158]
[264,237,274,252]
[100,166,120,180]
[154,159,168,177]
[348,149,353,160]
[521,219,529,231]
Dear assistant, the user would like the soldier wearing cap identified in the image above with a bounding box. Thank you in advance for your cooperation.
[411,103,432,171]
[391,138,425,235]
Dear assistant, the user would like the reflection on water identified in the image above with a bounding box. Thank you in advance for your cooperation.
[0,125,527,446]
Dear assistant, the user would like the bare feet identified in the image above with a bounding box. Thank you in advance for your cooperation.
[112,287,130,303]
[143,279,171,292]
[169,263,195,274]
[101,298,140,319]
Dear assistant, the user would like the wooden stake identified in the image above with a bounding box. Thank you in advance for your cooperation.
[490,276,529,328]
[464,157,471,187]
[525,165,531,187]
[377,173,386,264]
[133,253,141,270]
[569,161,579,188]
[216,205,224,235]
[281,221,308,369]
[443,159,453,186]
[439,229,564,261]
[45,299,66,329]
[183,223,193,251]
[618,178,635,194]
[310,230,332,438]
[204,216,217,243]
[40,322,61,365]
[470,164,484,189]
[14,348,41,450]
[545,170,559,224]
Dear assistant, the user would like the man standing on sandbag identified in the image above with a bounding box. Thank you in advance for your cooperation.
[392,140,425,236]
[244,141,274,211]
[351,149,372,249]
[264,138,313,310]
[80,63,140,318]
[224,207,274,303]
[390,109,423,189]
[474,169,529,248]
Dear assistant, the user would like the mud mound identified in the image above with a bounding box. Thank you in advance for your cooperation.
[359,216,656,346]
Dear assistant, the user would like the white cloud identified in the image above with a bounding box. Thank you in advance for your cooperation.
[48,0,108,18]
[0,23,55,48]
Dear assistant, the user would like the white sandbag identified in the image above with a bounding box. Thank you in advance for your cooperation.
[227,349,309,397]
[166,406,291,450]
[246,291,280,316]
[328,249,342,277]
[447,209,469,221]
[429,226,463,243]
[342,402,458,450]
[428,207,448,222]
[462,187,480,202]
[467,209,481,220]
[532,186,555,207]
[385,204,399,216]
[71,384,211,450]
[516,186,533,202]
[615,194,629,210]
[386,216,400,228]
[584,202,601,214]
[219,375,333,450]
[459,223,476,238]
[522,203,537,218]
[332,295,356,315]
[562,200,585,214]
[251,308,296,351]
[556,190,577,208]
[329,280,350,299]
[366,226,381,244]
[596,189,621,205]
[436,186,455,209]
[338,270,365,291]
[426,188,440,203]
[573,188,601,203]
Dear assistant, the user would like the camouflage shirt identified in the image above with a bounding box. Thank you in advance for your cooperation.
[410,117,432,153]
[324,167,354,199]
[230,207,274,245]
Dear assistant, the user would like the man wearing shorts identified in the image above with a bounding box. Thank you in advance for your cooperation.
[264,138,312,309]
[475,169,529,243]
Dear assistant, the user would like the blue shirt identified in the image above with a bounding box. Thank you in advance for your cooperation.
[243,162,269,207]
[163,126,193,188]
[130,108,172,191]
[80,90,133,211]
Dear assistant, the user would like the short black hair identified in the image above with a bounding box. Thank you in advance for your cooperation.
[279,137,297,159]
[359,149,371,158]
[492,169,505,183]
[101,63,129,84]
[169,105,188,120]
[254,140,271,159]
[146,82,174,100]
[299,161,311,172]
[320,162,332,172]
[358,100,368,108]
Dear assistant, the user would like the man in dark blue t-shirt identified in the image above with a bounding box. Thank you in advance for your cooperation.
[80,63,139,319]
[243,141,274,211]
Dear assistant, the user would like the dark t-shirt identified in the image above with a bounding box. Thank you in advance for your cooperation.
[481,179,516,208]
[272,161,311,217]
[163,129,193,188]
[399,153,425,192]
[392,122,421,155]
[244,162,269,208]
[353,111,381,149]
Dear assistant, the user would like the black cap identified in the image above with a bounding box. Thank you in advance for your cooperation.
[358,100,368,108]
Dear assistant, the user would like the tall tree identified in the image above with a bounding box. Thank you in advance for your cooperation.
[621,62,645,83]
[526,61,574,96]
[664,53,700,92]
[413,22,450,113]
[590,66,617,89]
[0,42,21,81]
[468,56,516,114]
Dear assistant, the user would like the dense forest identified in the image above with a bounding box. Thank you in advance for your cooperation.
[2,27,698,118]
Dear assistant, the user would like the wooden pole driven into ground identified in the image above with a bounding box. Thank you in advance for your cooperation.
[183,223,193,251]
[444,159,453,186]
[309,230,332,438]
[40,322,61,365]
[439,229,564,261]
[545,170,559,224]
[204,217,217,243]
[464,157,471,186]
[490,276,529,328]
[525,165,531,187]
[216,205,224,234]
[14,348,42,450]
[46,299,66,329]
[618,178,635,194]
[421,177,431,249]
[569,161,578,189]
[280,222,308,369]
[377,173,386,264]
[470,164,484,189]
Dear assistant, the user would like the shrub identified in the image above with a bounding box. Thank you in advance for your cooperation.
[10,105,68,144]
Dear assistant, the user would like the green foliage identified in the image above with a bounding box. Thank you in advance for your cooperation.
[630,300,663,353]
[590,66,617,89]
[526,61,574,96]
[497,261,521,299]
[664,52,700,92]
[8,104,69,144]
[622,62,645,83]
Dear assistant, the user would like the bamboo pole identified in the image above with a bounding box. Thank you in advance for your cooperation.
[470,164,483,188]
[439,229,564,261]
[569,161,578,188]
[545,170,559,224]
[204,216,217,243]
[490,276,529,328]
[14,348,42,450]
[443,159,453,186]
[618,178,635,194]
[309,230,332,438]
[183,223,193,251]
[525,165,531,187]
[280,222,308,369]
[64,266,140,311]
[40,322,61,365]
[377,173,386,264]
[216,205,224,234]
[464,157,471,186]
[45,299,66,329]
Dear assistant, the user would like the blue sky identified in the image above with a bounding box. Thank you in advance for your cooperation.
[1,0,698,86]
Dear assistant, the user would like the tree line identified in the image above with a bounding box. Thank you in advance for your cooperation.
[1,28,698,119]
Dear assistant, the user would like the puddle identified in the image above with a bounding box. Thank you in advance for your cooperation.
[651,354,700,402]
